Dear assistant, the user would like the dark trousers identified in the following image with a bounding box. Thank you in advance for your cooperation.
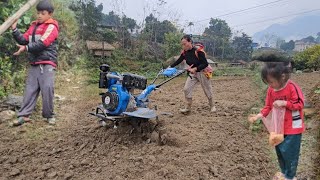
[275,134,302,179]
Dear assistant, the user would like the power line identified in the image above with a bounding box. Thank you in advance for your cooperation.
[138,0,289,29]
[192,0,288,24]
[232,9,320,28]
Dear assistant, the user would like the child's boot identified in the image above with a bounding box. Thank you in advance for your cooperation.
[46,117,56,125]
[12,116,31,126]
[273,172,285,180]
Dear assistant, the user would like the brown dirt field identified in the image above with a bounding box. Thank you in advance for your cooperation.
[291,72,320,180]
[0,72,319,180]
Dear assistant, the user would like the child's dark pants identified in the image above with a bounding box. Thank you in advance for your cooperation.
[275,134,302,179]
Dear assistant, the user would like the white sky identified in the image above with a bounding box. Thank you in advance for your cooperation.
[95,0,320,36]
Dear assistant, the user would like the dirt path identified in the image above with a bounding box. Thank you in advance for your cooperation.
[0,72,318,180]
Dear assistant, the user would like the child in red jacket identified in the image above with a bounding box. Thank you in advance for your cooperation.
[249,60,304,180]
[11,0,59,126]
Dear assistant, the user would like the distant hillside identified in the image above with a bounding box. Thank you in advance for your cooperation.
[253,14,320,42]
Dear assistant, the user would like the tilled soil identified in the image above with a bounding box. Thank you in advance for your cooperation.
[291,72,320,180]
[0,72,319,180]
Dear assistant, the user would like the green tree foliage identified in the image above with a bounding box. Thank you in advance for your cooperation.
[0,0,34,98]
[52,0,81,69]
[280,40,295,51]
[163,32,183,59]
[100,12,137,46]
[157,20,177,43]
[0,0,32,57]
[143,13,177,43]
[99,29,117,44]
[203,18,232,59]
[122,15,137,32]
[294,45,320,71]
[143,13,159,42]
[0,0,80,98]
[101,11,121,27]
[232,33,253,61]
[119,15,137,48]
[69,0,103,40]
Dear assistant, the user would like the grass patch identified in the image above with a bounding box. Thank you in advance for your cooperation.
[245,68,268,133]
[214,67,254,76]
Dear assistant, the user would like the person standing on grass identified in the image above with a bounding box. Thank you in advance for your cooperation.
[249,55,305,180]
[169,35,216,114]
[11,0,59,126]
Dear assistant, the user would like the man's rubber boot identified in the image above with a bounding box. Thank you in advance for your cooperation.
[180,98,192,114]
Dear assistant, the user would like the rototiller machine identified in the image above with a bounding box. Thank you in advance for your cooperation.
[89,64,185,129]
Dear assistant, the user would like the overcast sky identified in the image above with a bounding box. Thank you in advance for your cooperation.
[95,0,320,36]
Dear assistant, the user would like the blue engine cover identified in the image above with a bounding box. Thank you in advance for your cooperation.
[107,72,118,87]
[107,84,130,115]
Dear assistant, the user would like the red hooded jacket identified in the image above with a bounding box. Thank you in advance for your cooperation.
[12,18,59,67]
[260,80,305,135]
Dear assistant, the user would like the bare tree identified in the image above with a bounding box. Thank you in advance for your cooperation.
[110,0,126,15]
[260,33,277,47]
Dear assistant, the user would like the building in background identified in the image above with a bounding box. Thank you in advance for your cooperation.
[294,40,317,52]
